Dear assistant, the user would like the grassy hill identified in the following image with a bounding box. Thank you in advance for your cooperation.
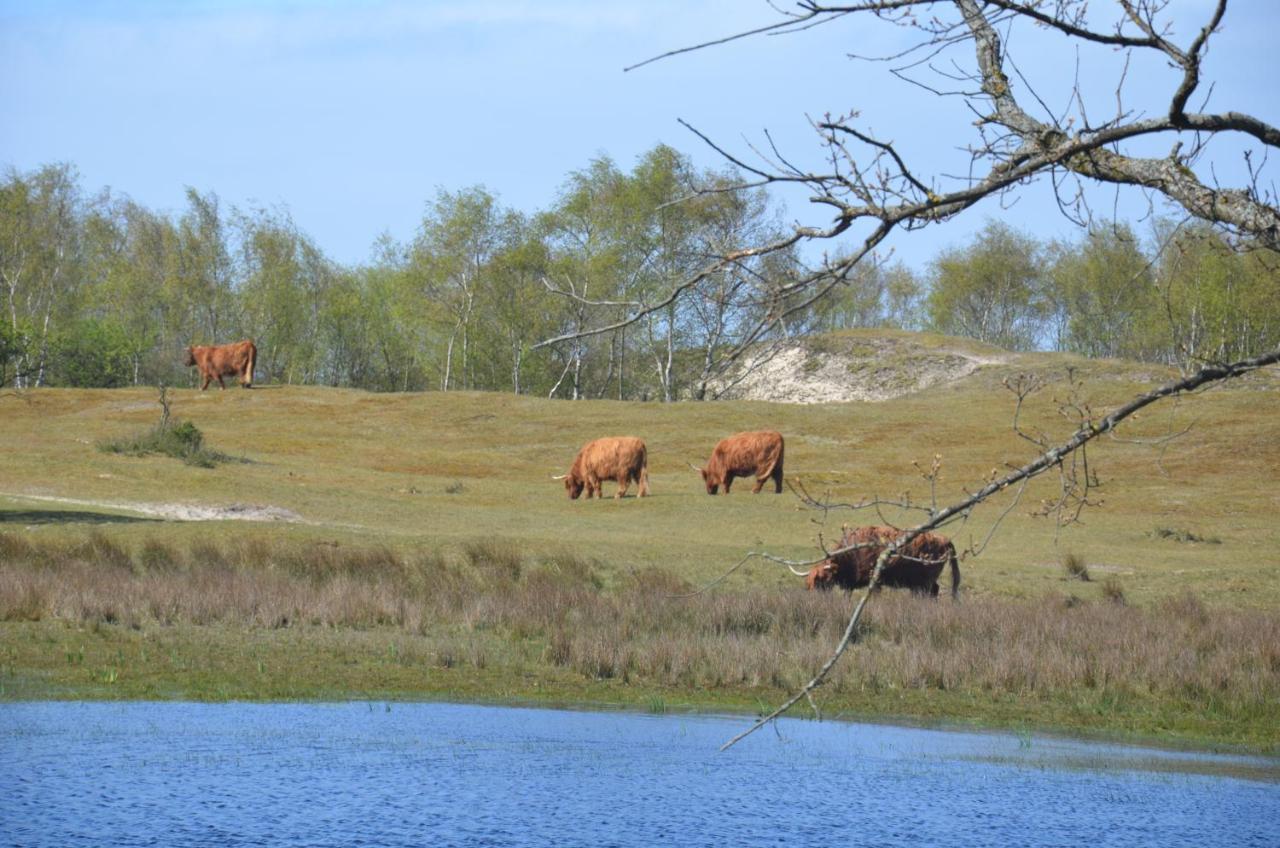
[4,330,1277,606]
[3,331,1279,750]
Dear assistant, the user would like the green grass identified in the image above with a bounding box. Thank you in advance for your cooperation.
[2,332,1279,749]
[1,533,1275,750]
[3,347,1276,605]
[98,418,241,468]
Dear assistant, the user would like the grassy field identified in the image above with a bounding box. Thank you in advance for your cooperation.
[3,331,1279,749]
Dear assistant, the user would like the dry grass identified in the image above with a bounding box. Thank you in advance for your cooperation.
[2,341,1277,608]
[1062,552,1091,582]
[4,531,1276,744]
[3,333,1279,746]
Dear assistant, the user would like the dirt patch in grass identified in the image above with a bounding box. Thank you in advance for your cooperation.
[711,333,1010,403]
[2,494,304,524]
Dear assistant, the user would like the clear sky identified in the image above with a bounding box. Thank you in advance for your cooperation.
[2,0,1276,270]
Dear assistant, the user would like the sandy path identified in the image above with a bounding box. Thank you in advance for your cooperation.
[1,493,305,523]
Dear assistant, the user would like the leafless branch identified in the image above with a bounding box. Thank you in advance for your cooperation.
[722,347,1280,748]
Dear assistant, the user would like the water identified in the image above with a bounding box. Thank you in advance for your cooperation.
[2,702,1277,847]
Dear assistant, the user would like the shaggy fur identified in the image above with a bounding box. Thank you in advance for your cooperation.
[562,436,650,500]
[185,339,257,390]
[806,525,961,598]
[698,430,784,494]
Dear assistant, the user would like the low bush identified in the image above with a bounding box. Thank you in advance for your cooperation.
[1061,552,1091,581]
[97,384,242,467]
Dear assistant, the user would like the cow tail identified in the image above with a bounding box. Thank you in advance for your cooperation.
[948,545,961,600]
[246,341,257,388]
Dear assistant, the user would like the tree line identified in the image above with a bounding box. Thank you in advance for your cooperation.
[3,154,1276,395]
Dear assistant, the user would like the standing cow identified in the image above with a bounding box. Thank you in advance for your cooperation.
[804,525,961,598]
[694,430,784,494]
[185,339,257,390]
[554,436,651,500]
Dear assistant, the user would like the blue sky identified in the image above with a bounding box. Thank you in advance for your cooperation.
[2,1,1276,269]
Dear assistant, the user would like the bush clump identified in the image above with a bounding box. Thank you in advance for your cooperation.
[98,385,241,468]
[99,418,236,468]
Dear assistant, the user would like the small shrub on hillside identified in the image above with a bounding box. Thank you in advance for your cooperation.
[99,419,237,468]
[97,384,242,468]
[1101,577,1127,605]
[1061,552,1091,581]
[1151,527,1222,545]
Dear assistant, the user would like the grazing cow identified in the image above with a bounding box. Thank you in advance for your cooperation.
[804,525,960,598]
[694,430,784,494]
[554,436,650,500]
[185,339,257,390]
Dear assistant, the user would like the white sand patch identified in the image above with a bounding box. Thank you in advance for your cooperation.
[711,338,1009,404]
[3,493,304,523]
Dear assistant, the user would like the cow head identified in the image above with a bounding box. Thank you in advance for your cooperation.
[805,562,837,591]
[553,473,584,499]
[689,462,720,495]
[564,475,586,499]
[183,347,196,367]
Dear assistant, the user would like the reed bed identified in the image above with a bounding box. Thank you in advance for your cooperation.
[3,530,1277,731]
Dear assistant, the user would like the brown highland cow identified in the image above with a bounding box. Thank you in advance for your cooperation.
[694,430,784,494]
[555,436,651,500]
[185,339,257,390]
[805,525,961,598]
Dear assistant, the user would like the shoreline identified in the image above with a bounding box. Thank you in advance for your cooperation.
[7,687,1280,779]
[3,618,1276,758]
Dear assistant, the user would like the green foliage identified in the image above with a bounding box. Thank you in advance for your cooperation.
[1046,225,1161,360]
[0,320,29,386]
[810,261,924,332]
[48,318,135,387]
[0,163,87,388]
[1153,223,1280,366]
[926,220,1049,351]
[98,403,238,468]
[4,158,1275,394]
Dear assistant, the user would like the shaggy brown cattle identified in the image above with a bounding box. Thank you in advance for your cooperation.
[554,436,650,500]
[695,430,784,494]
[185,339,257,390]
[805,525,960,598]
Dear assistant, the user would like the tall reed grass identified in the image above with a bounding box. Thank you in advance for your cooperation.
[3,531,1277,725]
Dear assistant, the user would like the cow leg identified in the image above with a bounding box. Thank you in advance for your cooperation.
[773,465,784,493]
[751,476,765,494]
[722,474,733,494]
[615,473,628,499]
[217,374,227,390]
[200,373,211,391]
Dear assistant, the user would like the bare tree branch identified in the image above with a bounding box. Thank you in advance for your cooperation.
[722,346,1280,749]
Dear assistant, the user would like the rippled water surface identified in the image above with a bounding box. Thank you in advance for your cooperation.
[3,702,1278,847]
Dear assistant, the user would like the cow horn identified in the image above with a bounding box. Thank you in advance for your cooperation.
[687,462,702,472]
[550,474,568,480]
[787,565,811,576]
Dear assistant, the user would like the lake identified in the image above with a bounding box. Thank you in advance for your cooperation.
[2,702,1277,847]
